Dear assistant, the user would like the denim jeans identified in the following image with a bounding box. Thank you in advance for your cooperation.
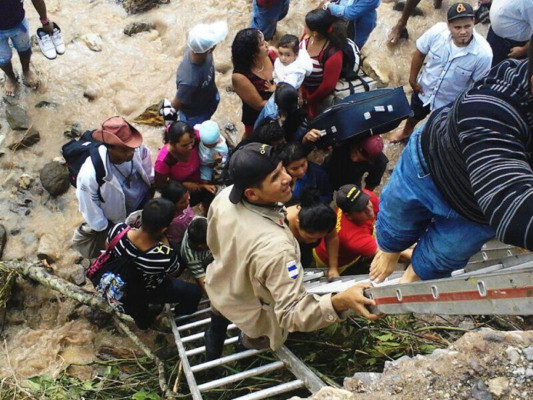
[146,276,202,316]
[251,0,290,41]
[0,18,31,64]
[375,125,495,280]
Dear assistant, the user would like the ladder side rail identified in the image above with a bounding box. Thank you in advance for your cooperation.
[275,345,327,393]
[165,305,203,400]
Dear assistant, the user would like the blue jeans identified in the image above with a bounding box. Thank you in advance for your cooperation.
[146,276,202,316]
[353,10,377,49]
[0,18,31,64]
[375,126,495,280]
[251,0,290,41]
[178,93,220,127]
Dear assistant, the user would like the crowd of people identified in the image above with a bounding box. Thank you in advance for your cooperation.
[3,0,533,355]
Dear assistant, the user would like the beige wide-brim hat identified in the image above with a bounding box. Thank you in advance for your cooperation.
[92,116,143,148]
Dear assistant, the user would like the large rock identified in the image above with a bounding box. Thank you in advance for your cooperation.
[8,126,41,150]
[0,224,6,259]
[122,0,169,14]
[81,34,103,52]
[37,233,61,264]
[39,161,70,196]
[6,105,29,130]
[124,22,155,36]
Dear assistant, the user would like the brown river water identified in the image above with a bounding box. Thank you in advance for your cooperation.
[0,0,484,382]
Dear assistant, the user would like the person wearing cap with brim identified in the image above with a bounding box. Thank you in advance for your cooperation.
[313,184,412,279]
[72,116,154,259]
[370,40,533,284]
[164,21,228,127]
[203,143,379,360]
[325,135,388,192]
[389,2,493,144]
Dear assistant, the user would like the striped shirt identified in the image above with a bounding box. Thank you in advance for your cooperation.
[107,223,180,290]
[421,59,533,249]
[180,229,211,279]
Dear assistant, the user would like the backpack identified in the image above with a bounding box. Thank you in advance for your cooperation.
[61,130,106,202]
[321,38,361,81]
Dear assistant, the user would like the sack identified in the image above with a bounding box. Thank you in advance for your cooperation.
[333,73,378,103]
[307,87,414,149]
[61,130,105,202]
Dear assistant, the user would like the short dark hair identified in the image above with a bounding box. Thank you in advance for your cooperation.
[237,119,285,149]
[141,198,176,234]
[278,34,299,54]
[188,217,208,245]
[160,181,188,203]
[278,141,313,166]
[164,121,195,145]
[298,188,336,233]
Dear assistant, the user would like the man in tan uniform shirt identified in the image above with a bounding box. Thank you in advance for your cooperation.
[204,143,379,360]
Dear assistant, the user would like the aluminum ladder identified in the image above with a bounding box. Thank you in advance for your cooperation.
[303,242,533,316]
[167,302,327,400]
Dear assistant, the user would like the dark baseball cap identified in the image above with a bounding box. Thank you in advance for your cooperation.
[229,143,280,204]
[447,2,475,22]
[336,184,370,213]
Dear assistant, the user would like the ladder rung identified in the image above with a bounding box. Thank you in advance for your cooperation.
[233,379,305,400]
[191,348,268,373]
[178,317,211,331]
[197,361,285,391]
[182,324,237,343]
[185,336,238,357]
[175,307,211,322]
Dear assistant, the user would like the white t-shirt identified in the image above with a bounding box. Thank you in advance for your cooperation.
[273,48,313,89]
[490,0,533,42]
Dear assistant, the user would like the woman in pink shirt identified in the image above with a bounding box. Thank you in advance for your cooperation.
[155,121,216,206]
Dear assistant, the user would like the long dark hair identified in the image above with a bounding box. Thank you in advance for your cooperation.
[298,187,336,233]
[305,9,347,51]
[232,28,262,72]
[164,121,194,145]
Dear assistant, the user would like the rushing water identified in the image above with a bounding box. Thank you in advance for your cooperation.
[0,0,484,381]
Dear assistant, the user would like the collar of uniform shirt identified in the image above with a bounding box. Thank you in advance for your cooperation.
[242,199,288,228]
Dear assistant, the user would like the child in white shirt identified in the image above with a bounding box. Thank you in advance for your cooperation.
[273,34,313,89]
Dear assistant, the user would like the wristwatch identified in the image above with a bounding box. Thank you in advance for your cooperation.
[322,2,330,11]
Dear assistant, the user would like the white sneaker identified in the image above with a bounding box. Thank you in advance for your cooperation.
[51,23,66,55]
[37,28,57,60]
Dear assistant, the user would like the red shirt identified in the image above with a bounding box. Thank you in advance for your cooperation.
[314,190,379,268]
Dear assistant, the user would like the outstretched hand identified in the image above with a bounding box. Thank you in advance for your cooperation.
[369,248,401,283]
[332,283,381,321]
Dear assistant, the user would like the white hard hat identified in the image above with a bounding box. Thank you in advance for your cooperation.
[187,21,228,54]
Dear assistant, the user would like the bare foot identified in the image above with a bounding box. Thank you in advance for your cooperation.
[22,69,39,89]
[370,248,401,283]
[399,264,421,283]
[3,75,18,96]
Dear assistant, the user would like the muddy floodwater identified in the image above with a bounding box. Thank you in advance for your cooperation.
[0,0,483,382]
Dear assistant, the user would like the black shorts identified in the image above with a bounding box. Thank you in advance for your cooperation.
[411,92,431,121]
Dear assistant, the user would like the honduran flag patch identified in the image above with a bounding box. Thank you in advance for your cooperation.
[286,261,298,280]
